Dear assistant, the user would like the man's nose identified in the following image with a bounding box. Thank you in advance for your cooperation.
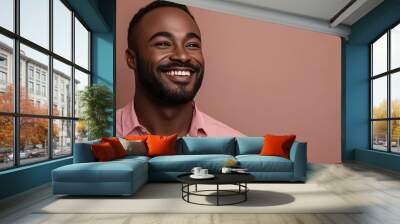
[170,46,190,63]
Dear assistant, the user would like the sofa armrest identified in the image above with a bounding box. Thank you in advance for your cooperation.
[73,140,100,163]
[289,141,307,181]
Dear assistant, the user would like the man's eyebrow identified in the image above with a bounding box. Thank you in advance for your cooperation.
[186,32,201,41]
[148,32,173,42]
[148,32,202,42]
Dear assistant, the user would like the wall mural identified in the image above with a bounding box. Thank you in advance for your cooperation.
[116,0,342,163]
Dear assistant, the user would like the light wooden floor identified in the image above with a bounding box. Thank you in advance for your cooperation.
[1,162,400,224]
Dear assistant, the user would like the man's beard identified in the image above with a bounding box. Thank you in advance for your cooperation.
[136,58,204,106]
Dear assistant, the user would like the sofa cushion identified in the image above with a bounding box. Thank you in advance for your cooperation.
[147,134,177,157]
[101,137,127,158]
[236,137,264,155]
[91,142,118,161]
[148,154,235,172]
[53,158,148,183]
[260,135,296,159]
[236,155,293,172]
[119,138,147,156]
[178,137,236,155]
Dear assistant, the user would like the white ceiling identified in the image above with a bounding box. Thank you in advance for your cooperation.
[172,0,384,38]
[227,0,353,22]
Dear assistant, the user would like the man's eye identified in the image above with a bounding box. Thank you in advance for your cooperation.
[186,43,201,49]
[155,42,171,48]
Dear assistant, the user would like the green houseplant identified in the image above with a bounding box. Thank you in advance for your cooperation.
[79,84,113,140]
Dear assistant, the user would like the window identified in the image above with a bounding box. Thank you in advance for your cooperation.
[0,54,7,86]
[42,85,46,97]
[0,55,7,67]
[371,23,400,154]
[28,81,34,93]
[0,71,6,85]
[0,0,14,32]
[0,0,91,170]
[35,70,40,81]
[36,83,40,95]
[28,67,34,80]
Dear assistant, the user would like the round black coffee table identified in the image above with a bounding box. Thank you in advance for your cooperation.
[177,173,255,206]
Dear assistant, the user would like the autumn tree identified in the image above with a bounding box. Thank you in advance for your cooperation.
[372,99,400,143]
[0,84,59,152]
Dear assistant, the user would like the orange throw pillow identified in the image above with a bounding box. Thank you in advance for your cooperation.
[91,142,117,161]
[146,134,177,157]
[260,134,296,159]
[124,135,148,141]
[101,137,126,158]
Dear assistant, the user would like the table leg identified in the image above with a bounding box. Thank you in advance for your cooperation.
[217,184,219,206]
[195,184,198,192]
[187,184,190,202]
[245,183,247,201]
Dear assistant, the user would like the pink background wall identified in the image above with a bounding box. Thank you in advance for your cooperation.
[116,0,341,163]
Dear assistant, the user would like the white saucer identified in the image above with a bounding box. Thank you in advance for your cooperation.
[190,174,215,179]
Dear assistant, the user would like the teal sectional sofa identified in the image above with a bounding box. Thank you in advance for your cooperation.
[52,137,307,196]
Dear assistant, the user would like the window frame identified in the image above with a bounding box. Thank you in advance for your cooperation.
[0,0,92,171]
[370,20,400,154]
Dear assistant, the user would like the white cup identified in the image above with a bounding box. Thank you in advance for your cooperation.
[200,169,208,176]
[191,167,202,176]
[221,167,232,174]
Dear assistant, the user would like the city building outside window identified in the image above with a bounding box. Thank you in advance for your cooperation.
[371,22,400,154]
[0,0,91,170]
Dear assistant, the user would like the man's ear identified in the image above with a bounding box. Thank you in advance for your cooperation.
[126,49,137,71]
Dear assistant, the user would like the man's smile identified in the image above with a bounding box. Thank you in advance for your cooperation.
[160,67,196,85]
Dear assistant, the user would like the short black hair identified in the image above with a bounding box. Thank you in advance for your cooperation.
[127,0,196,50]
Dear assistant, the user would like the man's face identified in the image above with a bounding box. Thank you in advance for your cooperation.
[129,7,204,105]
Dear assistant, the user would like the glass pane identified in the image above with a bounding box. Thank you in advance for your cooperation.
[20,0,49,49]
[0,116,13,170]
[391,120,400,153]
[74,69,89,117]
[372,33,387,76]
[391,72,400,118]
[372,121,388,151]
[53,59,72,117]
[53,0,72,60]
[53,119,72,157]
[392,24,400,70]
[20,117,49,165]
[74,17,89,70]
[75,120,88,143]
[20,44,49,115]
[0,34,14,112]
[0,0,14,31]
[372,77,387,119]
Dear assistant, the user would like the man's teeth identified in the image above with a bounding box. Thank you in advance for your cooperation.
[165,70,191,76]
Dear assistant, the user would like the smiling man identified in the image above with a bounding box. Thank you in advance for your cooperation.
[117,0,244,137]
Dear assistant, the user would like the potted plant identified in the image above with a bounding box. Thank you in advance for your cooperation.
[79,84,113,140]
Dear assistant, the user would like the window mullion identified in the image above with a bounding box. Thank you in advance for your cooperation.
[388,30,391,153]
[13,0,20,167]
[71,11,76,155]
[370,45,373,149]
[48,0,53,160]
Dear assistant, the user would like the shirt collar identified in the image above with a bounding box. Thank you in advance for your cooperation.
[123,100,208,136]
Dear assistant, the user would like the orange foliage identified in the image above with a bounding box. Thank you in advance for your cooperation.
[0,84,59,149]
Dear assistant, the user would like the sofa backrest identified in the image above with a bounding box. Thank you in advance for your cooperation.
[73,139,100,163]
[235,137,264,155]
[177,137,236,155]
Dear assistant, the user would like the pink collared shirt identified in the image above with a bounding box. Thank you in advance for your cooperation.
[116,101,245,137]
